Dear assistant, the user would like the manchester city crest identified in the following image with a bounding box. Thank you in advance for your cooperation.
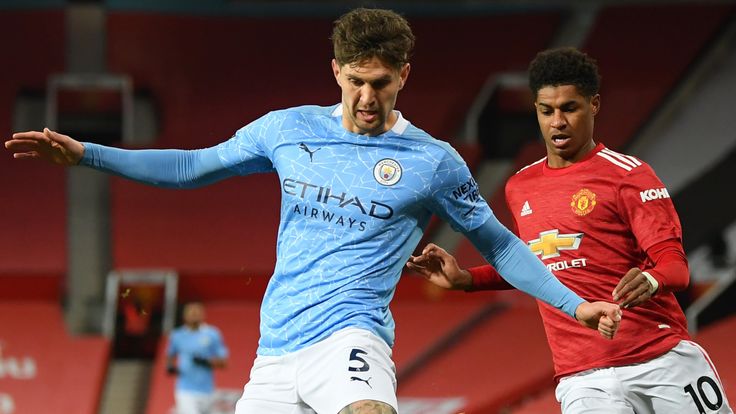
[373,158,402,186]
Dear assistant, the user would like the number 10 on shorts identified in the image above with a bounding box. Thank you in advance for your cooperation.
[685,375,724,413]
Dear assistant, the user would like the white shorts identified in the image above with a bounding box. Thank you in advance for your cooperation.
[556,340,733,414]
[235,328,397,414]
[175,390,213,414]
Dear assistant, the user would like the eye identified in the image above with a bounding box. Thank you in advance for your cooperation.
[372,80,389,90]
[349,78,363,86]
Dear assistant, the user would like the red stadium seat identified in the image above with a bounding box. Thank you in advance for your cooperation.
[695,315,736,404]
[0,302,110,414]
[0,10,66,285]
[397,293,554,412]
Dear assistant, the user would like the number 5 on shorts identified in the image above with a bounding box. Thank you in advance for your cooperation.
[348,349,370,372]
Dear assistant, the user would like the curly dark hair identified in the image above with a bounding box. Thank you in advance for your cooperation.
[528,47,600,99]
[331,8,415,70]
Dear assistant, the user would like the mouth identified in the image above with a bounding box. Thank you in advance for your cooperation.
[357,109,379,123]
[551,133,571,147]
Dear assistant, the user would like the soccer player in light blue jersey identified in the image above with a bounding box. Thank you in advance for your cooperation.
[167,302,229,414]
[6,8,621,414]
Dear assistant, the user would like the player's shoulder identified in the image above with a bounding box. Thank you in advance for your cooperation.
[593,146,653,176]
[201,323,223,336]
[170,326,187,339]
[399,123,466,165]
[267,104,337,120]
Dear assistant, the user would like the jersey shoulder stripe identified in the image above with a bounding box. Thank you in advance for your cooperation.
[597,148,642,171]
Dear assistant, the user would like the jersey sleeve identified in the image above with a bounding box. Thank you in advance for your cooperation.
[618,163,682,252]
[211,328,229,359]
[166,333,178,357]
[80,112,280,186]
[425,148,492,232]
[80,143,235,188]
[465,216,584,318]
[645,239,690,293]
[216,111,279,175]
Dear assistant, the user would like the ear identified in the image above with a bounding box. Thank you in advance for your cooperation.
[398,63,410,90]
[590,94,601,116]
[331,59,341,84]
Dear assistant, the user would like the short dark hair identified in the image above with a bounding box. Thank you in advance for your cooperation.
[332,8,415,70]
[528,47,600,99]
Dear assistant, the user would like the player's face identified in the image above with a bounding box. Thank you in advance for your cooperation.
[535,84,600,168]
[183,303,205,326]
[332,56,410,136]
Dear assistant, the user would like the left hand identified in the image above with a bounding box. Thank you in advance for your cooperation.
[612,268,654,308]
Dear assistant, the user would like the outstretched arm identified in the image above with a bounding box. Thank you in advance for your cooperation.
[449,216,620,338]
[6,128,236,188]
[408,240,621,338]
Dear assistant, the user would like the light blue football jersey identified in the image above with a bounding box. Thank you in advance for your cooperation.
[81,103,584,357]
[216,104,492,355]
[167,324,228,393]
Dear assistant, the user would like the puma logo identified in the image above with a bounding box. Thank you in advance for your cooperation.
[350,376,372,388]
[298,142,321,162]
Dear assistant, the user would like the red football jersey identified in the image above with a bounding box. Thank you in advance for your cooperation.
[505,143,690,380]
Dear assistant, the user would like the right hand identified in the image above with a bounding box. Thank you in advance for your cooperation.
[5,128,84,165]
[192,356,212,369]
[406,243,472,290]
[574,301,622,340]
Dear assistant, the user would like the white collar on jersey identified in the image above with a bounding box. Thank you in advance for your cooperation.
[331,104,410,135]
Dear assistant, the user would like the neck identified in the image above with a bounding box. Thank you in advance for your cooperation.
[548,140,596,168]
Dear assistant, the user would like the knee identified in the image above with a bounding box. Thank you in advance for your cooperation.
[338,399,397,414]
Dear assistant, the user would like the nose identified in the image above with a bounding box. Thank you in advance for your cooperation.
[550,110,566,129]
[359,84,377,106]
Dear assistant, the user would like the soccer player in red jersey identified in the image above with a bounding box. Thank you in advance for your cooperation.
[408,47,732,413]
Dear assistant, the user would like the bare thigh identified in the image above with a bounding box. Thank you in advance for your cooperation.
[338,400,397,414]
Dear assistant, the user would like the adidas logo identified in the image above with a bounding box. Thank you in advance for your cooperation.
[520,201,533,217]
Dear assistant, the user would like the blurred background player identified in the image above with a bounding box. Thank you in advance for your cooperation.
[167,302,228,414]
[408,47,732,414]
[5,8,621,414]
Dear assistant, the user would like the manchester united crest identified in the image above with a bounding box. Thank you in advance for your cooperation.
[373,158,402,186]
[571,188,597,216]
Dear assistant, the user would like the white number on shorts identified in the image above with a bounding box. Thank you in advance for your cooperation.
[348,349,370,372]
[684,376,723,413]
